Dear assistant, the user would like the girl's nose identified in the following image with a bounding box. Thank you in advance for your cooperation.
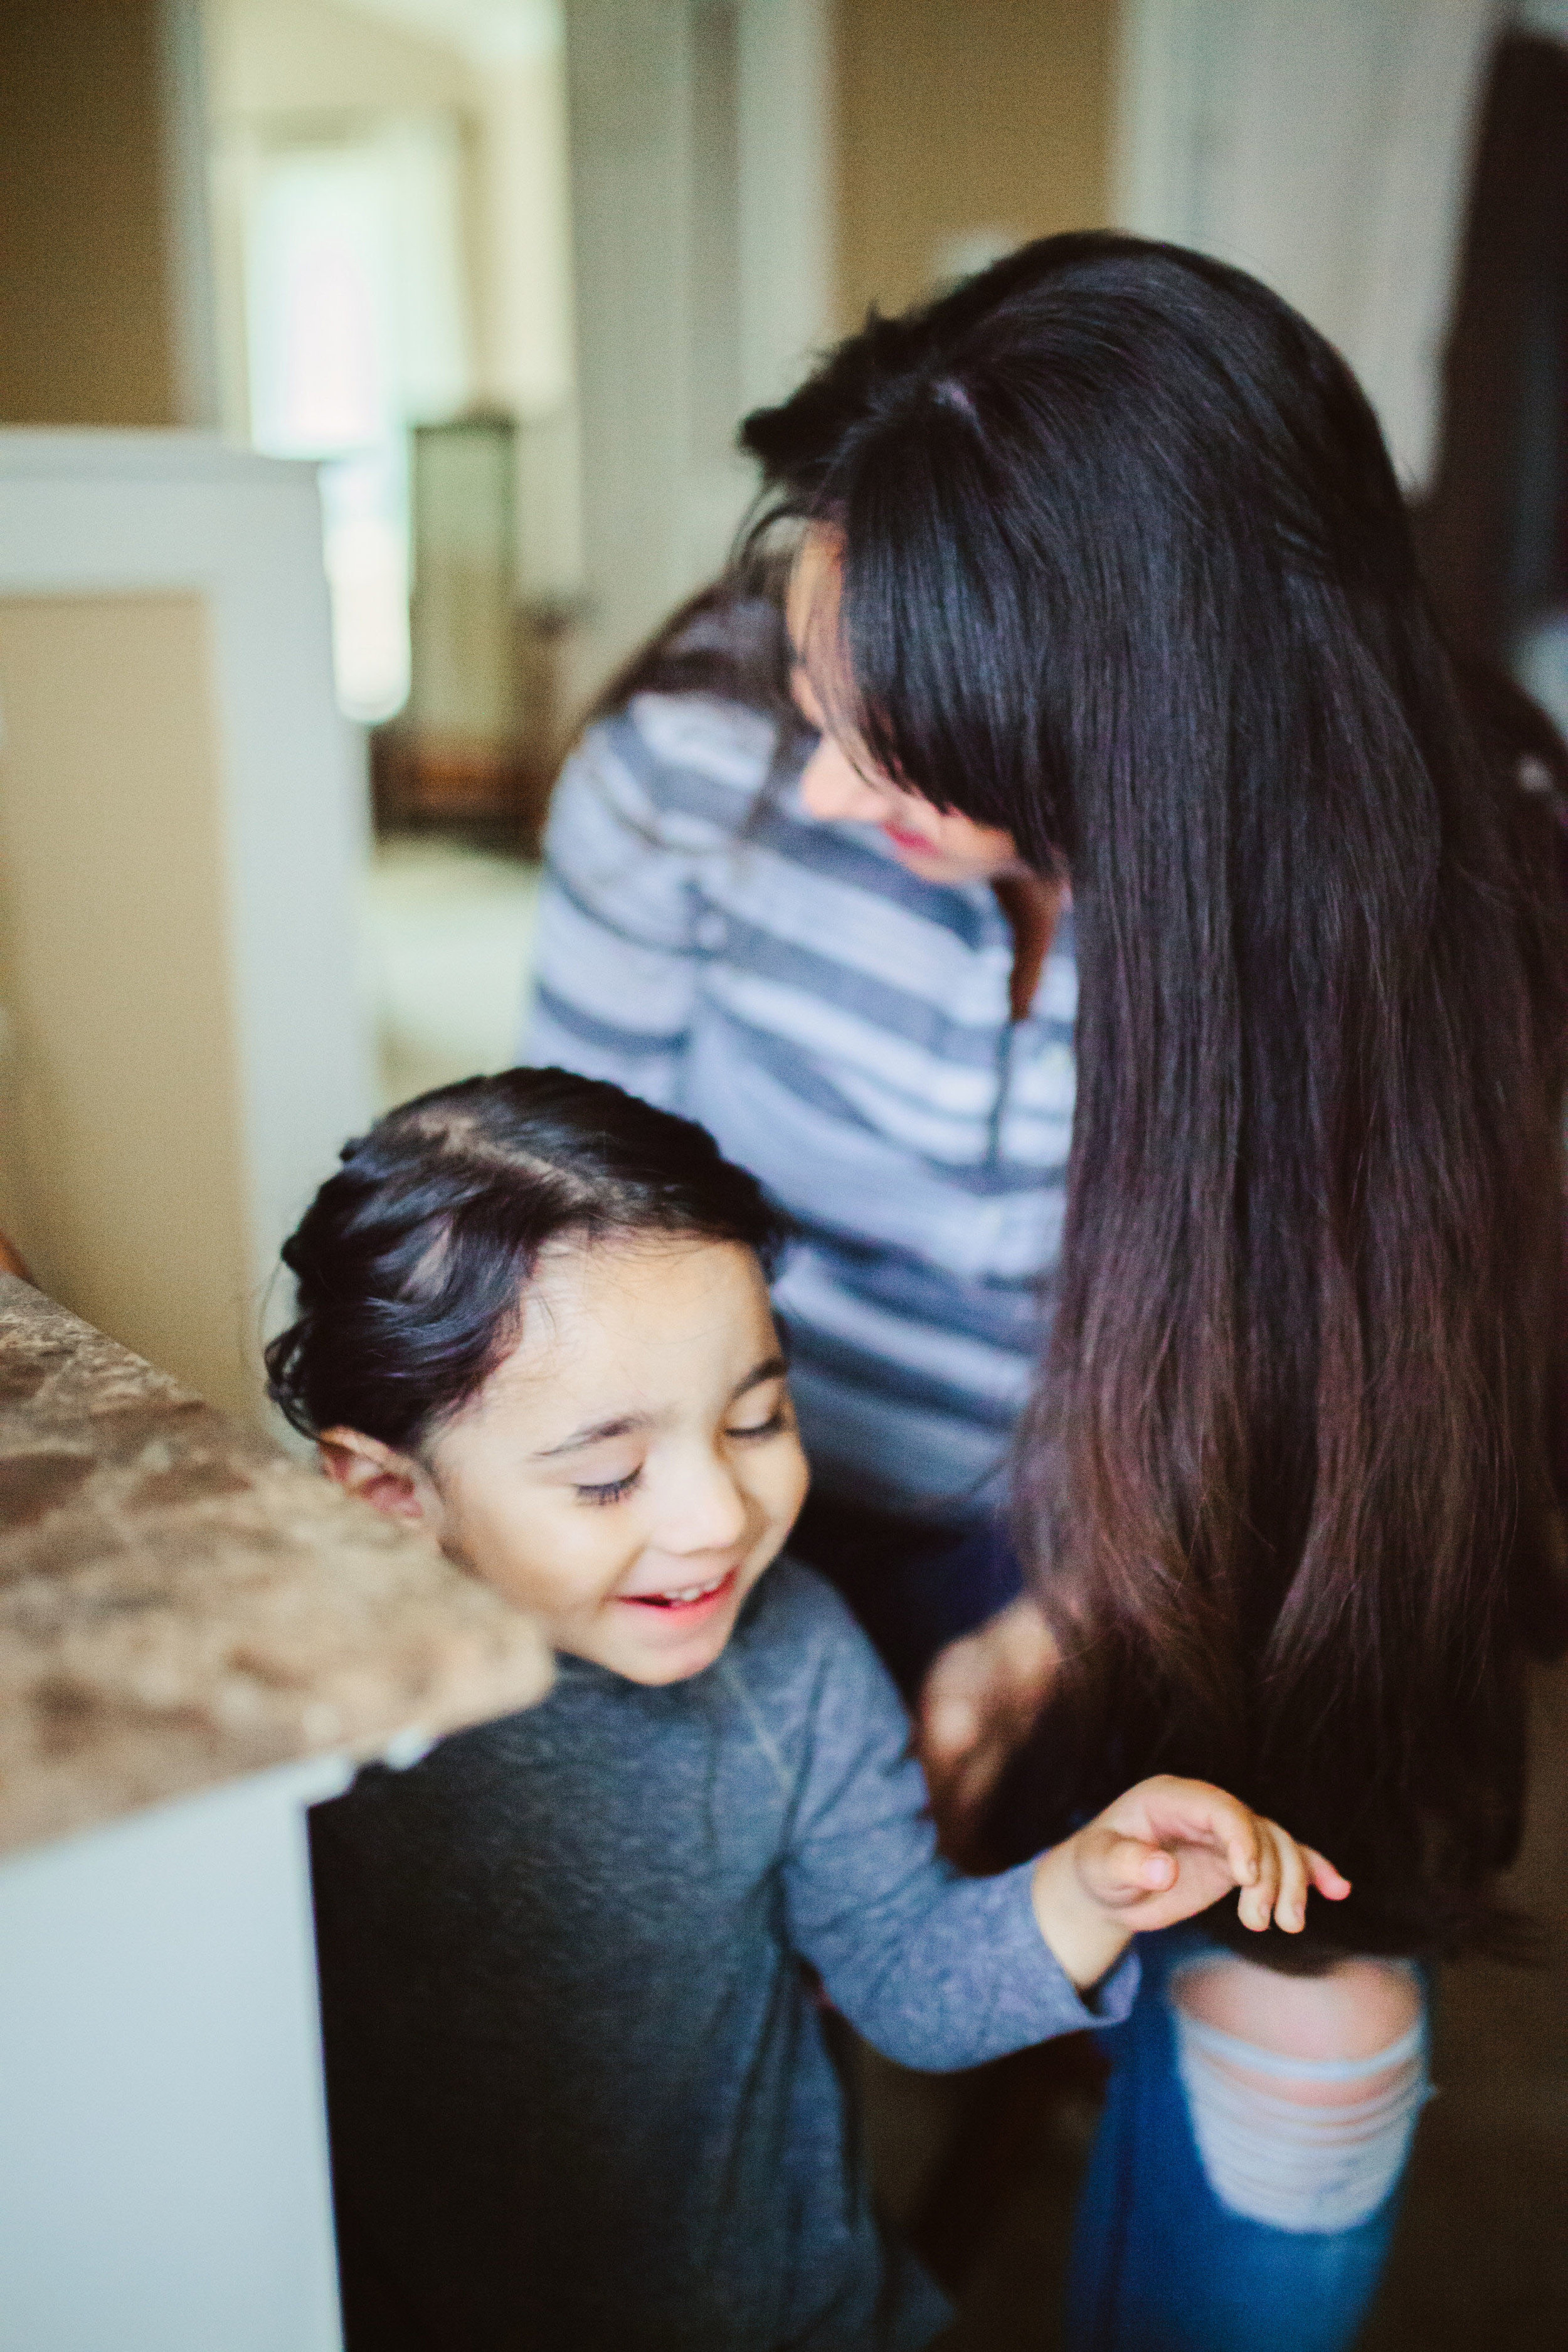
[658,1458,751,1557]
[799,735,889,826]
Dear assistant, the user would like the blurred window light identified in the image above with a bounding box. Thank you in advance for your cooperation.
[243,119,473,724]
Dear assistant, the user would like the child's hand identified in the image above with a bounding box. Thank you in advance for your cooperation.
[1030,1775,1351,1990]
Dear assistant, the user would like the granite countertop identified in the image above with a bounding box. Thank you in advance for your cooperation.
[0,1276,553,1859]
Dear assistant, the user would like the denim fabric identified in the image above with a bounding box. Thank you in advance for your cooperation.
[1066,1929,1423,2352]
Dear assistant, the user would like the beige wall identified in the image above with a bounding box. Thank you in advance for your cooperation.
[0,2,180,425]
[834,0,1115,327]
[0,595,255,1417]
[206,0,475,117]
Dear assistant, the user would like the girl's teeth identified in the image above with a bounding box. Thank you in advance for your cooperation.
[625,1570,733,1609]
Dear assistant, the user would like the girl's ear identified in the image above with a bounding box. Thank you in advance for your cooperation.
[319,1426,432,1523]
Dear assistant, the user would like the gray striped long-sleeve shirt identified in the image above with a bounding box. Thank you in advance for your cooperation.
[525,690,1076,1517]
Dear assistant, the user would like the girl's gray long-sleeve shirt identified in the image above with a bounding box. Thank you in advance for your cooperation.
[310,1559,1138,2352]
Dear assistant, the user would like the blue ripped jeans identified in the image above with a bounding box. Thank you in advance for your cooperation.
[1065,1929,1430,2352]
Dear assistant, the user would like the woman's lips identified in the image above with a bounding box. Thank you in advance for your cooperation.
[882,822,938,856]
[618,1567,739,1624]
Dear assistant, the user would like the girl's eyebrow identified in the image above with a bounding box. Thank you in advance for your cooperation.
[532,1355,788,1460]
[532,1412,650,1461]
[731,1352,788,1402]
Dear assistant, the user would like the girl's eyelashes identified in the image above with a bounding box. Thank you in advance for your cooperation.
[574,1468,642,1507]
[726,1408,789,1443]
[571,1406,789,1499]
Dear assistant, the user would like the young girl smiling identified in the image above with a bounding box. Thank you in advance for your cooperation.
[273,1067,1346,2350]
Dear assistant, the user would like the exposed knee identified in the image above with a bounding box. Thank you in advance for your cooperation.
[1174,1956,1422,2104]
[1168,1955,1428,2232]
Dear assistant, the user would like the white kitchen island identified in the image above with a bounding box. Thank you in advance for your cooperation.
[0,1277,551,2352]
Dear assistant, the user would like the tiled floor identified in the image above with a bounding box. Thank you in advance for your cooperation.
[360,835,540,1112]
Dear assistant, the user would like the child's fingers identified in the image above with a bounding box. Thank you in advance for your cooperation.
[1156,1782,1263,1892]
[1243,1826,1352,1932]
[1305,1846,1352,1901]
[1267,1823,1310,1934]
[1237,1818,1282,1932]
[1112,1836,1177,1895]
[1079,1828,1179,1906]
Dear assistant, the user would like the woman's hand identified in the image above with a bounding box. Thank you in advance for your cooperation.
[916,1596,1059,1855]
[1030,1775,1352,1991]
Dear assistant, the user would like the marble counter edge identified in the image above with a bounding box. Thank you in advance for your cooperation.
[0,1276,553,1860]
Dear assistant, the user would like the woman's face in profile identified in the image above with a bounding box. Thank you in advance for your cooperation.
[786,526,1025,887]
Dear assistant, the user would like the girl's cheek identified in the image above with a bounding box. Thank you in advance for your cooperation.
[765,1439,811,1527]
[462,1490,607,1611]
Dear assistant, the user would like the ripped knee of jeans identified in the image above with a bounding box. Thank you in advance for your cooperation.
[1168,1956,1431,2235]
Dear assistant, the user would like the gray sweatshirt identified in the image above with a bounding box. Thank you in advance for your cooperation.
[309,1558,1139,2351]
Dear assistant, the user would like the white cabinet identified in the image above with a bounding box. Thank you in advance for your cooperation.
[0,1762,351,2352]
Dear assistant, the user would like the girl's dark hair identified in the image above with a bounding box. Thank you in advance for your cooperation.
[742,231,1568,1961]
[585,549,801,732]
[572,550,812,850]
[266,1067,790,1451]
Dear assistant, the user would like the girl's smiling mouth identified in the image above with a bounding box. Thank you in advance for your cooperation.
[618,1568,739,1618]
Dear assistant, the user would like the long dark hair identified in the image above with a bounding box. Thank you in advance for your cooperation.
[267,1067,788,1452]
[583,550,800,733]
[560,553,811,864]
[742,232,1568,1960]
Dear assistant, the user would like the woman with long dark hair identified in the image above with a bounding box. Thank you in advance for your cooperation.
[738,233,1568,2352]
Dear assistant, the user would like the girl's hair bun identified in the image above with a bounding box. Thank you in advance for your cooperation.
[265,1067,790,1451]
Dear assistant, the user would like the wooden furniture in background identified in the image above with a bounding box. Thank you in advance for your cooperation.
[371,413,571,856]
